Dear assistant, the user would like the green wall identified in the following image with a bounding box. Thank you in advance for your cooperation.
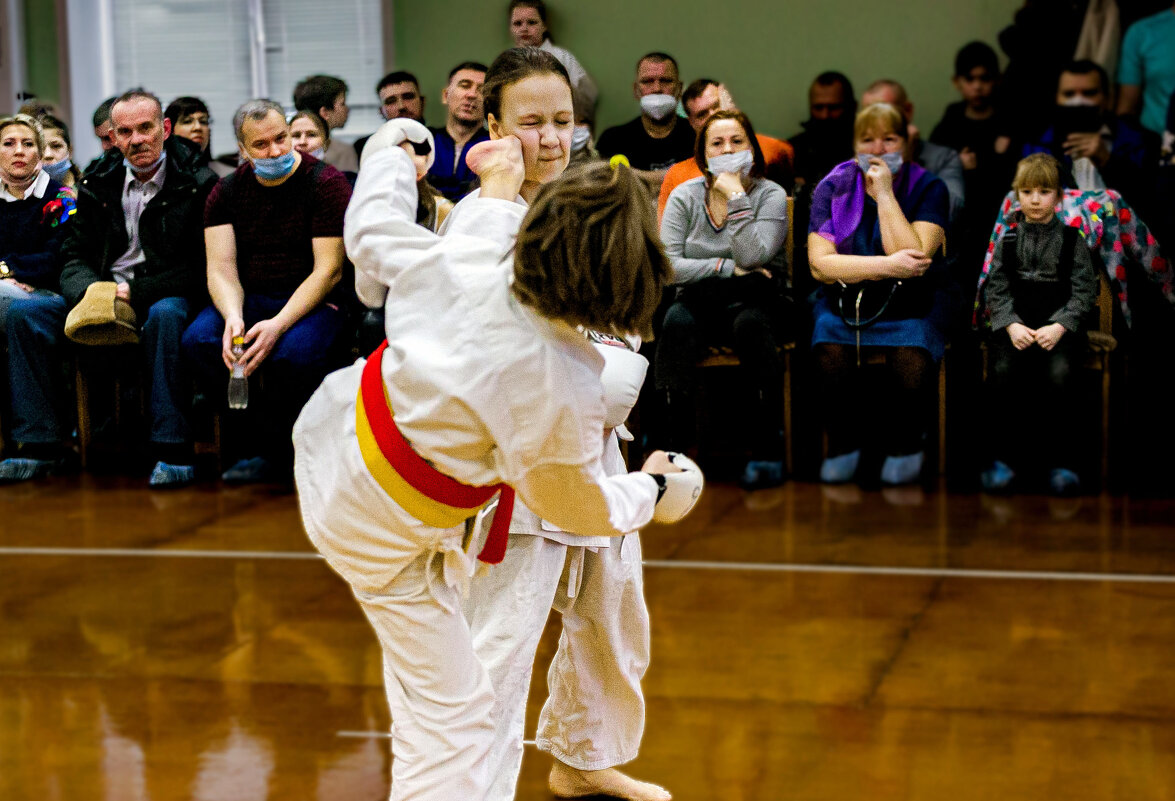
[396,0,1022,139]
[22,0,60,103]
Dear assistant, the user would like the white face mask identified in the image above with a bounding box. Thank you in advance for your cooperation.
[707,150,753,176]
[639,93,678,122]
[571,125,592,153]
[1061,95,1098,107]
[310,146,326,160]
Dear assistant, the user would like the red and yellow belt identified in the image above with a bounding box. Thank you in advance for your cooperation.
[356,340,514,564]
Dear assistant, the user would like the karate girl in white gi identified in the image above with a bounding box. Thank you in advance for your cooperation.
[441,48,672,801]
[293,103,700,800]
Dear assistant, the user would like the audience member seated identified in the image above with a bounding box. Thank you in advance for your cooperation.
[596,52,695,190]
[289,110,355,187]
[788,72,859,301]
[293,74,359,173]
[568,94,600,167]
[426,61,490,202]
[996,2,1085,145]
[38,114,83,189]
[181,100,350,485]
[980,154,1097,496]
[657,110,790,489]
[1115,3,1175,140]
[85,96,118,173]
[976,188,1171,332]
[862,79,964,225]
[0,114,74,329]
[353,70,426,158]
[164,96,234,178]
[789,71,858,190]
[931,42,1017,283]
[657,79,794,219]
[4,90,217,486]
[1023,60,1150,212]
[807,103,950,487]
[1160,90,1175,247]
[508,0,597,122]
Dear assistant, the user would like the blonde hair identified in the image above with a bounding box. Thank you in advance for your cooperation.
[512,161,671,338]
[853,102,908,144]
[1012,152,1061,193]
[0,113,45,157]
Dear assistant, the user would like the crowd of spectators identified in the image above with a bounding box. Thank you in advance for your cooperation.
[2,0,1174,496]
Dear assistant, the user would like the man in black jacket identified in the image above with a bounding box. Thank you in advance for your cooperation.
[0,88,218,487]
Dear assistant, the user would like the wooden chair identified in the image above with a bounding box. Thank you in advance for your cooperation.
[694,197,797,473]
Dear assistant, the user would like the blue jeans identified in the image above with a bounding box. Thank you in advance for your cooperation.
[5,293,191,445]
[181,295,345,464]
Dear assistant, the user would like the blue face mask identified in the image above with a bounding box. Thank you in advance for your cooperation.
[252,150,297,180]
[43,158,73,181]
[856,152,903,174]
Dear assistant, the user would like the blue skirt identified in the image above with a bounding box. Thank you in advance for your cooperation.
[810,287,950,361]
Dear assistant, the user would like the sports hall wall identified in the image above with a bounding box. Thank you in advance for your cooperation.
[396,0,1025,137]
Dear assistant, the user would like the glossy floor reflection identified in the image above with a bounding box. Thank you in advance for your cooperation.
[2,477,1174,799]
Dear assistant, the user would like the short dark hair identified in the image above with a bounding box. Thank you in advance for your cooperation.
[1060,59,1109,95]
[376,71,419,96]
[512,161,671,338]
[112,88,164,122]
[637,52,678,76]
[92,96,117,128]
[164,96,210,128]
[814,71,854,98]
[695,109,766,182]
[682,78,718,111]
[293,75,348,114]
[482,47,570,122]
[955,41,999,78]
[448,61,489,82]
[508,0,547,23]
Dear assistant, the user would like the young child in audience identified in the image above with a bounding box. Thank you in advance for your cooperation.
[931,41,1016,282]
[981,153,1097,495]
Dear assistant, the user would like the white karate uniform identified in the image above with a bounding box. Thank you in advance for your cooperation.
[293,146,659,801]
[443,192,654,801]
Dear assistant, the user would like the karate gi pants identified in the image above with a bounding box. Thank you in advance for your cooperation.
[464,532,650,801]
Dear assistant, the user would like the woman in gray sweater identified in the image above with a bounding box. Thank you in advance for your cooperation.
[657,109,790,489]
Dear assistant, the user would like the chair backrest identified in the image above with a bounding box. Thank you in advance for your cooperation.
[1097,269,1113,334]
[784,195,794,286]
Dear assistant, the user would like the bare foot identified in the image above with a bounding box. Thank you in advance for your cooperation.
[548,761,671,801]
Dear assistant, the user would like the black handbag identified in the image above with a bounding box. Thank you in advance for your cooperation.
[834,276,934,329]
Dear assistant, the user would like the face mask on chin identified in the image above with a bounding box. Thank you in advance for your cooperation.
[43,158,73,180]
[639,93,678,122]
[123,150,166,176]
[309,147,326,160]
[856,152,903,174]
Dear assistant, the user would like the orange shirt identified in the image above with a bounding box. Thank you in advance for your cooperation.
[657,134,794,220]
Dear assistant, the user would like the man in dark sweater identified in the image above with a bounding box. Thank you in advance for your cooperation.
[2,90,217,487]
[181,99,352,484]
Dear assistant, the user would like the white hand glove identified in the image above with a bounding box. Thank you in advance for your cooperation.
[361,118,435,170]
[652,452,704,523]
[595,342,648,430]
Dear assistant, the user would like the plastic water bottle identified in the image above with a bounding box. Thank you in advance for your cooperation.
[228,336,248,410]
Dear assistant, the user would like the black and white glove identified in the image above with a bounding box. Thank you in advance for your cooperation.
[650,452,704,523]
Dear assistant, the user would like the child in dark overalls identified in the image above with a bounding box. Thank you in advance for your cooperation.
[982,153,1098,494]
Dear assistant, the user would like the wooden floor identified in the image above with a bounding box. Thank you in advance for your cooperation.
[3,475,1175,800]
